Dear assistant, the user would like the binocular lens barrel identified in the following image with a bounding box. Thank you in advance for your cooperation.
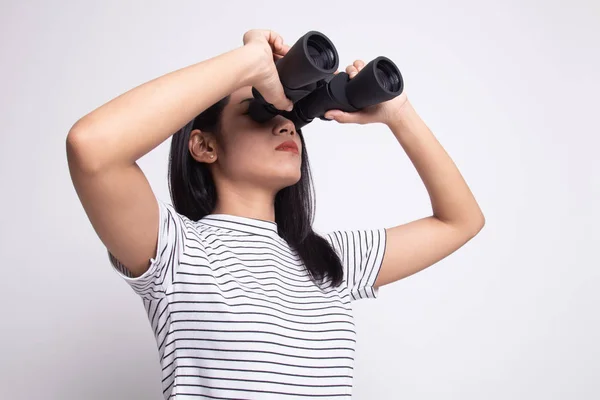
[248,31,403,129]
[306,35,337,70]
[345,56,403,110]
[376,59,402,92]
[275,31,339,91]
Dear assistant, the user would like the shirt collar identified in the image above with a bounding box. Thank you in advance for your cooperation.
[199,213,280,237]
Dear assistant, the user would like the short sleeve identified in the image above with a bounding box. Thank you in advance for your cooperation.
[324,228,387,301]
[108,198,188,300]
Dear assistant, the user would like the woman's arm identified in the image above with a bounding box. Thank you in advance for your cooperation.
[376,100,485,286]
[66,44,262,173]
[66,30,292,278]
[387,101,484,230]
[324,59,485,287]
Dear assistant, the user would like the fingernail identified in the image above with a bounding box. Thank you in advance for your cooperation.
[287,103,293,111]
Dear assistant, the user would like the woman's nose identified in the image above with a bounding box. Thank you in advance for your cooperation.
[273,120,296,136]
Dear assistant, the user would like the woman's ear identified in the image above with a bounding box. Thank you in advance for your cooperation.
[188,129,217,163]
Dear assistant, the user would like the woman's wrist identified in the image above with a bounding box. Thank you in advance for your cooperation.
[235,42,271,89]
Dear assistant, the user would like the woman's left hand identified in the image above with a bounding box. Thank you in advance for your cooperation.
[323,59,409,126]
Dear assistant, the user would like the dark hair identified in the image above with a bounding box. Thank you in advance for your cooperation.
[167,96,344,288]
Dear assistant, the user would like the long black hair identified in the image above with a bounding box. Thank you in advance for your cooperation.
[167,96,344,288]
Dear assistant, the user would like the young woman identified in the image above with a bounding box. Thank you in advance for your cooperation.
[67,29,484,399]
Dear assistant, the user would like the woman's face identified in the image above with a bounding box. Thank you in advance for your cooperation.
[189,86,303,193]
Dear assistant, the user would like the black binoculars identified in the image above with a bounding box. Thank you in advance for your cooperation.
[248,30,404,129]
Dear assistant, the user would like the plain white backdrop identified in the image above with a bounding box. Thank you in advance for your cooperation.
[1,0,598,399]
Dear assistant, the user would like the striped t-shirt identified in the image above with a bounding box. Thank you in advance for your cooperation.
[109,199,387,399]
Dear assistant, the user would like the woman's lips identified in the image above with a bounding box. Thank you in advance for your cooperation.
[275,140,299,154]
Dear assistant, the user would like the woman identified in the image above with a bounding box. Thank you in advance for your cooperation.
[67,29,484,399]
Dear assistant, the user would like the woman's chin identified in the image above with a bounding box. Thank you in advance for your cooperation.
[270,170,302,191]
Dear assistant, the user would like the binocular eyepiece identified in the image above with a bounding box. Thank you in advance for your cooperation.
[248,30,404,129]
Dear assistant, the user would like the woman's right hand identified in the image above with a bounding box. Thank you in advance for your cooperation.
[243,29,294,112]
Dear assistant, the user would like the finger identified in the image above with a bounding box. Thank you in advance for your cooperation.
[278,43,291,55]
[324,110,340,120]
[324,110,357,123]
[274,35,281,50]
[273,43,291,62]
[271,91,294,111]
[273,45,289,60]
[267,31,286,54]
[346,65,358,78]
[258,78,293,111]
[354,59,365,71]
[266,30,280,44]
[270,35,281,53]
[273,38,290,61]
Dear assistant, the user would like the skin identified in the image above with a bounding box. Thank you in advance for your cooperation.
[188,86,303,223]
[325,60,485,288]
[186,58,486,290]
[67,25,485,286]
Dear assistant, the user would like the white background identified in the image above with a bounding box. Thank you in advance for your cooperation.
[1,0,598,399]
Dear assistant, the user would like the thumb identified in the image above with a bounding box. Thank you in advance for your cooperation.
[324,110,356,123]
[257,76,294,112]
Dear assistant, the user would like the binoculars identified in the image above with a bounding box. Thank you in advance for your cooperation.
[248,30,404,129]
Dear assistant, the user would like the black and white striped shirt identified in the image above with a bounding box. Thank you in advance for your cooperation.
[109,199,387,399]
